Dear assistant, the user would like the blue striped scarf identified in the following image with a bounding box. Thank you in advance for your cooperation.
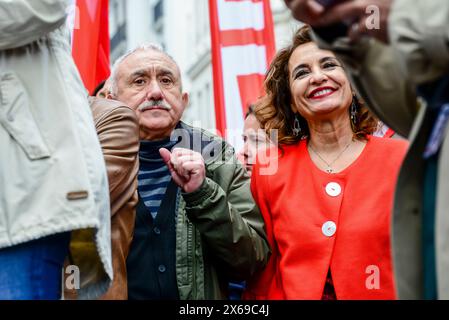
[138,138,177,219]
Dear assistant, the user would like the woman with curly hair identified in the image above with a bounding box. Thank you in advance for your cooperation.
[243,25,408,300]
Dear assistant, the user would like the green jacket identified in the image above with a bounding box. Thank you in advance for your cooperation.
[172,122,270,299]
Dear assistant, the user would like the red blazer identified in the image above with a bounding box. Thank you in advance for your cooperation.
[244,136,408,300]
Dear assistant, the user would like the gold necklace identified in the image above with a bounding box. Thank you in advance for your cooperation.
[308,140,353,174]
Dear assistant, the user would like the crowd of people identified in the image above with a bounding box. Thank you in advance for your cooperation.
[0,0,448,300]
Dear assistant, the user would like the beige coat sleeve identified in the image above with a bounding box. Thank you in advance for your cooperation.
[0,0,69,50]
[389,0,449,85]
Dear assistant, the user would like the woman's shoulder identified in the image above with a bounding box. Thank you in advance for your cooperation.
[280,139,307,154]
[367,135,409,158]
[369,135,408,148]
[254,140,306,177]
[257,140,304,160]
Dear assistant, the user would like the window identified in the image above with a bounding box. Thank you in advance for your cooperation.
[154,0,164,24]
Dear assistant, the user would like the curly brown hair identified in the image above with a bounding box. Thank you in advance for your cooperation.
[255,25,378,146]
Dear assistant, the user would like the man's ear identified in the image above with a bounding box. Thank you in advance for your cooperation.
[182,92,189,108]
[106,91,115,100]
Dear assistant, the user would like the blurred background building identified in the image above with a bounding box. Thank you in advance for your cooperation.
[109,0,301,132]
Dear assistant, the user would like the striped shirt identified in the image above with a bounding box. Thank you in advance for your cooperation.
[138,138,177,219]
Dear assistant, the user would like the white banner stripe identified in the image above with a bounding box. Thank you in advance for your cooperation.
[217,0,265,31]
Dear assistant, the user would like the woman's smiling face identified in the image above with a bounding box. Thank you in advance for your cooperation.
[288,42,353,121]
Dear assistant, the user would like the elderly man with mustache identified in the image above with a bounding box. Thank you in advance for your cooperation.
[107,44,269,300]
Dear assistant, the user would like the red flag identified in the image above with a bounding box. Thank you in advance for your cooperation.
[72,0,110,94]
[209,0,275,148]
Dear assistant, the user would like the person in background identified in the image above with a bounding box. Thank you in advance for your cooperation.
[64,93,140,300]
[0,0,112,299]
[107,43,270,300]
[238,104,272,177]
[284,0,449,299]
[93,78,113,99]
[230,103,272,300]
[88,96,139,300]
[244,25,408,300]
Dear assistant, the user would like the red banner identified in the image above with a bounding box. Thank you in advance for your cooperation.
[209,0,275,147]
[71,0,110,94]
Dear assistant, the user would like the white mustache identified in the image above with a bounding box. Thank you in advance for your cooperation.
[138,100,171,112]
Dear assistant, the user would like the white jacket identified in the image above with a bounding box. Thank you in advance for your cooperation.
[0,0,112,299]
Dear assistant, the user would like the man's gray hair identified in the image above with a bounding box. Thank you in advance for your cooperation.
[109,43,181,96]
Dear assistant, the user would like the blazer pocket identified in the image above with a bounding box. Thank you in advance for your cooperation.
[0,71,51,160]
